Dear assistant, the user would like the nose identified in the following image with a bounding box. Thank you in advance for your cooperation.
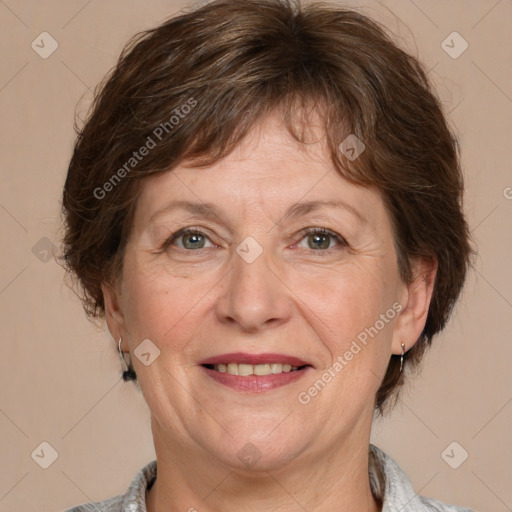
[215,243,291,332]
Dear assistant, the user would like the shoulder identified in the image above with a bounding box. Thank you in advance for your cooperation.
[63,494,123,511]
[418,495,475,512]
[63,459,157,512]
[369,444,474,512]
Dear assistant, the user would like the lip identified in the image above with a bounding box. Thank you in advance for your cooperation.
[198,352,312,367]
[199,365,313,392]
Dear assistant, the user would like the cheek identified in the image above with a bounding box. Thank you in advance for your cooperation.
[121,253,238,363]
[290,261,395,353]
[120,257,199,350]
[299,268,397,409]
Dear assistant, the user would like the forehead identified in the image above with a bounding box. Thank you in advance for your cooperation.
[133,111,388,232]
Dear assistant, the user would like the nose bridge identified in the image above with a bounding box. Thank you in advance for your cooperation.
[217,235,289,330]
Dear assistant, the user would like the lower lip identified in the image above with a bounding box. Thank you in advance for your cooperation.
[200,366,312,392]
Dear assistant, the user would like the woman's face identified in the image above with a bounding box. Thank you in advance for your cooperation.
[104,111,433,472]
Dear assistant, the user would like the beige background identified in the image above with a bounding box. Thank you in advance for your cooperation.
[0,0,511,511]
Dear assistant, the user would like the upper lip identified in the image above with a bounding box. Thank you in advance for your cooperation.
[199,352,312,367]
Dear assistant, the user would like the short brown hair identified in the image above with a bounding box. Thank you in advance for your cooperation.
[61,0,475,413]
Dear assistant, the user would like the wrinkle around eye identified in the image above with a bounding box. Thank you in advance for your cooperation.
[155,227,351,261]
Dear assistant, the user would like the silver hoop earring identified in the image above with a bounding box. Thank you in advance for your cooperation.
[118,338,137,381]
[400,342,406,373]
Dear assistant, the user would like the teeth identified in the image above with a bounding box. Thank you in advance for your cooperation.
[212,363,300,376]
[238,364,253,376]
[254,364,271,376]
[227,363,239,375]
[270,363,282,374]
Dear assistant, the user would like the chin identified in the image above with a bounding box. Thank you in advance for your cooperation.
[202,429,309,474]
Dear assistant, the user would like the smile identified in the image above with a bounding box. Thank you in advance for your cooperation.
[198,353,313,392]
[204,363,304,375]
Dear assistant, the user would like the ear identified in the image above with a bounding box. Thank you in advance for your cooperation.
[102,281,127,349]
[391,257,438,355]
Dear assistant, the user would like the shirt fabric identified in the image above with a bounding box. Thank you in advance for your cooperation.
[64,444,474,511]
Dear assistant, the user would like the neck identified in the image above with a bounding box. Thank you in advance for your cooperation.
[146,417,382,512]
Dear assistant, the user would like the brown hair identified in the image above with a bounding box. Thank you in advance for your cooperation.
[61,0,475,413]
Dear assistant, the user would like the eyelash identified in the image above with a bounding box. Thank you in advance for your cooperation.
[160,226,348,254]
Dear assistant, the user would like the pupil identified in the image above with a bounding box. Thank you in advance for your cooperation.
[310,234,329,250]
[185,233,204,249]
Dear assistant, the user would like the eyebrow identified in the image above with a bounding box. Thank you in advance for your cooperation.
[281,200,366,224]
[149,199,366,225]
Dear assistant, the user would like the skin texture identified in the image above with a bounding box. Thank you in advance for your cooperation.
[103,111,436,512]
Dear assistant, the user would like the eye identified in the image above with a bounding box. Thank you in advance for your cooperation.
[160,226,347,253]
[163,228,215,250]
[296,227,347,251]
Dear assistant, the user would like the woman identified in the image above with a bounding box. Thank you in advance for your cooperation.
[61,0,475,510]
